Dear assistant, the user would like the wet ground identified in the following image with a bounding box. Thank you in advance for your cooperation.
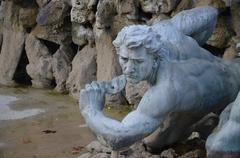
[0,86,131,158]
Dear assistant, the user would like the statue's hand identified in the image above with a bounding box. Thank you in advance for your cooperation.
[80,81,106,111]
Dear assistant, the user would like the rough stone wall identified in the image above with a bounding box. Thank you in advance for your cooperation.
[0,0,239,105]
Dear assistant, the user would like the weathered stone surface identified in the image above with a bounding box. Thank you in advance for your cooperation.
[171,0,194,16]
[70,0,96,24]
[140,0,181,14]
[194,0,227,13]
[36,0,69,26]
[34,0,71,45]
[36,0,49,8]
[0,1,4,49]
[207,17,231,49]
[223,45,237,59]
[178,149,205,158]
[19,6,38,28]
[95,0,117,29]
[125,81,149,107]
[95,31,126,105]
[116,0,139,21]
[0,1,26,85]
[72,23,95,47]
[52,45,74,93]
[160,148,178,158]
[78,153,92,158]
[231,1,240,36]
[25,34,53,88]
[66,45,97,99]
[86,141,111,153]
[31,25,71,45]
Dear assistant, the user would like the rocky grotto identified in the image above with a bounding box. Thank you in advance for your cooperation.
[0,0,240,158]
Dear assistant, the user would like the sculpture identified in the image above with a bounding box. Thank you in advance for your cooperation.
[79,6,240,152]
[206,91,240,158]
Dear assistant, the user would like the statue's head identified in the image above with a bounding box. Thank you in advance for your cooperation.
[113,25,161,83]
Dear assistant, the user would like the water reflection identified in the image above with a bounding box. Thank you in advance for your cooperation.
[0,95,45,120]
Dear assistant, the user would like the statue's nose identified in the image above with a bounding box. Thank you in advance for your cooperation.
[125,61,135,75]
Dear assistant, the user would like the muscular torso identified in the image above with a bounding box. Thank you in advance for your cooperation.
[152,58,240,115]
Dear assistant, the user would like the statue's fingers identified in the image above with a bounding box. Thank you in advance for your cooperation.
[91,81,100,90]
[85,84,92,90]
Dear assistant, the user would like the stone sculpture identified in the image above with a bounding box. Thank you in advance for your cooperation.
[79,6,240,152]
[206,91,240,158]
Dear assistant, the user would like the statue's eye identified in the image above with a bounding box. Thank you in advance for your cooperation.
[135,60,144,64]
[120,57,128,63]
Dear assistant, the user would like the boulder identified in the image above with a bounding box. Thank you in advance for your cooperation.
[171,0,194,16]
[70,0,96,24]
[25,34,53,88]
[95,0,117,29]
[31,25,72,45]
[206,17,231,49]
[0,1,26,85]
[194,0,227,13]
[71,23,95,47]
[66,45,97,99]
[19,6,38,28]
[33,0,72,45]
[95,30,126,105]
[125,81,149,107]
[52,45,74,93]
[140,0,181,14]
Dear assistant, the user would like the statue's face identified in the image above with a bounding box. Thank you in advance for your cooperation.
[118,45,155,83]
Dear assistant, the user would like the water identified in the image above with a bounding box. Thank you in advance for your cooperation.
[0,95,45,120]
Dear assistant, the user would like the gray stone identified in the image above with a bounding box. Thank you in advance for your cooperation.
[25,34,53,88]
[171,0,194,16]
[19,6,38,28]
[207,17,231,49]
[33,0,71,45]
[31,25,71,45]
[140,0,181,14]
[72,23,95,47]
[95,31,126,105]
[0,1,26,85]
[95,0,117,29]
[66,45,97,99]
[78,153,92,158]
[70,0,95,24]
[52,45,74,93]
[86,141,111,153]
[160,148,177,158]
[125,81,149,107]
[178,149,205,158]
[91,153,110,158]
[194,0,227,13]
[36,0,49,8]
[36,0,69,26]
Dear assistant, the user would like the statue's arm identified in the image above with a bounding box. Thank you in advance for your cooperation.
[170,6,218,45]
[79,84,175,150]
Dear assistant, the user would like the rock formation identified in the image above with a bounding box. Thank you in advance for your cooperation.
[0,0,239,106]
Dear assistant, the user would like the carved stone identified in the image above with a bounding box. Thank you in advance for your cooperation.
[79,7,240,153]
[206,91,240,158]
